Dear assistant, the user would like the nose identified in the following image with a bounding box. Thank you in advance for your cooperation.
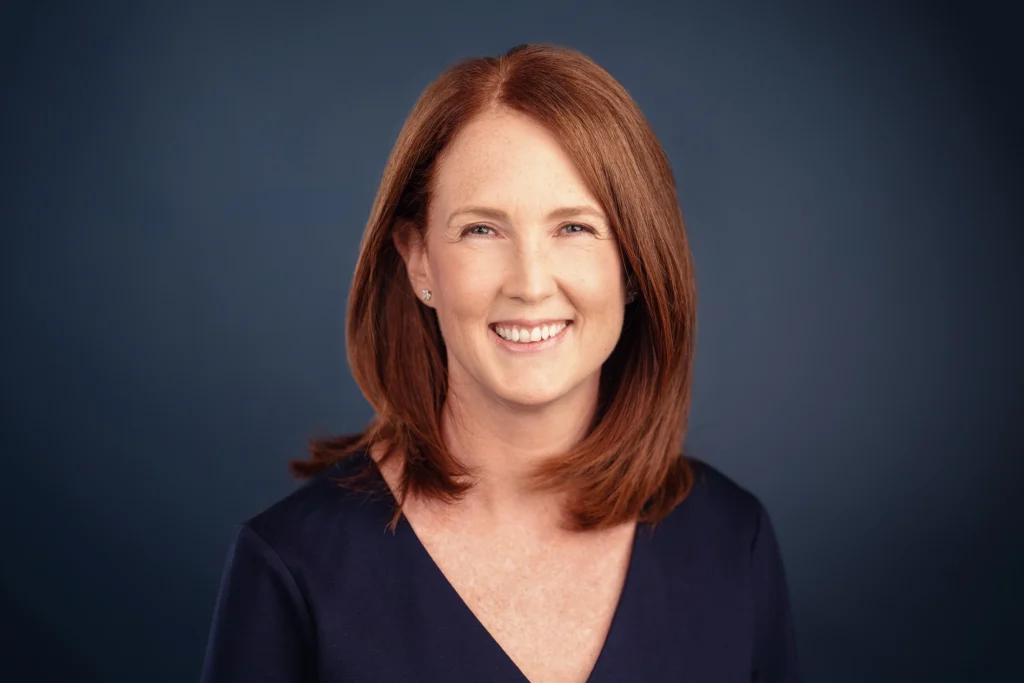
[502,237,557,303]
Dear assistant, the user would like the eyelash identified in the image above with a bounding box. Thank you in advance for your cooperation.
[462,223,594,238]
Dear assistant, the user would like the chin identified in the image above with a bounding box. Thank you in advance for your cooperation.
[491,379,572,408]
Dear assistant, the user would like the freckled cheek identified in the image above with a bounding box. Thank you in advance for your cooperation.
[433,253,504,324]
[564,258,626,354]
[563,253,624,310]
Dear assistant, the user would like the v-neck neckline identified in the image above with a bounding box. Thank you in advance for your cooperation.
[359,451,646,682]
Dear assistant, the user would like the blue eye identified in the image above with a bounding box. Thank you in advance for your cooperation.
[465,225,494,236]
[562,224,591,235]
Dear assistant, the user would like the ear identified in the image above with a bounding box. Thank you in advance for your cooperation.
[623,270,637,305]
[392,220,433,305]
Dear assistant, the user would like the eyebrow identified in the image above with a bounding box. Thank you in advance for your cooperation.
[446,204,607,226]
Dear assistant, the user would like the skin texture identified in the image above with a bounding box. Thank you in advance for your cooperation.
[402,107,627,413]
[390,108,637,683]
[398,107,630,510]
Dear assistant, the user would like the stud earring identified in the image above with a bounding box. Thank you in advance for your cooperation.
[421,289,432,302]
[626,289,638,304]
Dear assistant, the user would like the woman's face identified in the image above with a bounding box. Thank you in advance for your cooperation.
[402,109,627,409]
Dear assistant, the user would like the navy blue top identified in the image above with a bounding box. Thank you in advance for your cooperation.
[200,453,799,682]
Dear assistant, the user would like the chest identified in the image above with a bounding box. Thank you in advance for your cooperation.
[411,520,636,683]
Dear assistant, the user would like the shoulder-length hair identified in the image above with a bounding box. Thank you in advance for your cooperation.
[290,43,697,531]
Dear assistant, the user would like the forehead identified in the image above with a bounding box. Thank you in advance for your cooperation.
[431,110,598,211]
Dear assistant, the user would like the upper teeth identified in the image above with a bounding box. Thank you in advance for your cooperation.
[493,321,568,343]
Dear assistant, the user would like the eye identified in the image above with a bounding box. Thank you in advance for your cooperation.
[561,223,593,236]
[463,224,496,237]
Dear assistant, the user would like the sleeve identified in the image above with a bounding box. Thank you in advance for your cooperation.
[200,524,317,682]
[751,502,800,682]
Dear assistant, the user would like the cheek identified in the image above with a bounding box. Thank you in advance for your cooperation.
[432,248,503,321]
[563,246,626,307]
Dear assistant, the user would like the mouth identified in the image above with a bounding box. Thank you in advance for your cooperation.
[488,320,573,351]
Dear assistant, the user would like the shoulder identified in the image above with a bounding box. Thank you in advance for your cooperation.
[238,452,394,568]
[687,457,765,522]
[652,459,801,679]
[651,456,769,551]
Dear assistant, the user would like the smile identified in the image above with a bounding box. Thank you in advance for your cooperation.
[488,320,572,351]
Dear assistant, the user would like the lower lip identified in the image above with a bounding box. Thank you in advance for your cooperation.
[490,323,572,353]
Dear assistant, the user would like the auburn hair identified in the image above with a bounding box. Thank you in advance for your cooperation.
[289,43,698,531]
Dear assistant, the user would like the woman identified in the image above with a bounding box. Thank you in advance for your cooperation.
[201,43,799,682]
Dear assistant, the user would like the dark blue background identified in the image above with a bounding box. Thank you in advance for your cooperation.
[3,1,1020,681]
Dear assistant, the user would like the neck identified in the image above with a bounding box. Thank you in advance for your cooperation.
[440,374,600,527]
